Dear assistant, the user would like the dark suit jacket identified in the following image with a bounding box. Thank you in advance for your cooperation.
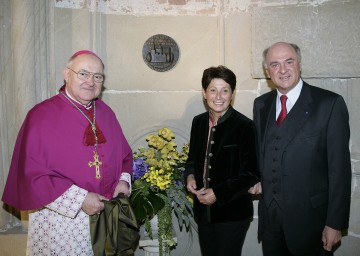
[253,82,351,254]
[185,106,259,223]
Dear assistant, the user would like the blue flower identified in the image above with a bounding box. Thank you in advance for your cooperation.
[132,158,148,180]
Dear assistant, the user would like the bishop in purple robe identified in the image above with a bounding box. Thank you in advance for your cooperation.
[2,50,133,255]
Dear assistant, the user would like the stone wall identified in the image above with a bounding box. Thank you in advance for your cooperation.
[1,0,359,255]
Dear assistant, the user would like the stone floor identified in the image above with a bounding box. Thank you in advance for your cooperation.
[0,220,358,256]
[0,233,27,256]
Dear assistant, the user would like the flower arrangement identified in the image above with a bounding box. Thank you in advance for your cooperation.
[130,127,195,255]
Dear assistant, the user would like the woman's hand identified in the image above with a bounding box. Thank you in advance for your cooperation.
[197,188,217,206]
[248,182,262,194]
[186,174,198,195]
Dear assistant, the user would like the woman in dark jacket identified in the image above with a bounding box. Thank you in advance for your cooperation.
[185,66,259,256]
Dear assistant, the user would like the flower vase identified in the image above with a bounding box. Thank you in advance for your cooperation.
[145,214,160,240]
[139,215,174,256]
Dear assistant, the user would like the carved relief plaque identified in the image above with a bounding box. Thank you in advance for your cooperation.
[142,34,180,72]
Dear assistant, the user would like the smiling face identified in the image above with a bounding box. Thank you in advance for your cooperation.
[63,54,104,105]
[203,78,233,120]
[265,42,302,94]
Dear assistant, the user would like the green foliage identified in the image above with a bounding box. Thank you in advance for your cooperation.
[130,179,165,224]
[130,128,195,253]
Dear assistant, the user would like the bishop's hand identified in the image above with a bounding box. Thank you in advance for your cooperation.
[113,180,130,198]
[82,192,108,215]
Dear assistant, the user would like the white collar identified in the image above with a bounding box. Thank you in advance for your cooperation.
[276,79,303,114]
[65,88,93,109]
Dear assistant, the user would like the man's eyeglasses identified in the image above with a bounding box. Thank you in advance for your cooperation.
[67,67,104,83]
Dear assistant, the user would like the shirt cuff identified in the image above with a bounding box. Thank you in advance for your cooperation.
[120,172,132,194]
[46,184,88,218]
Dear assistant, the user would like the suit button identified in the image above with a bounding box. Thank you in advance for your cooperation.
[209,153,213,157]
[272,190,277,194]
[207,178,211,181]
[208,165,212,169]
[210,140,214,144]
[212,128,216,132]
[272,169,276,173]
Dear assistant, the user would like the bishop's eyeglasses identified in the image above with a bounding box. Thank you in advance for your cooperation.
[67,67,104,83]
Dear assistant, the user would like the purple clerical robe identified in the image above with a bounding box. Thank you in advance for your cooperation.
[2,92,133,210]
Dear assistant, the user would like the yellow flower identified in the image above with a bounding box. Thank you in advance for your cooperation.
[146,134,157,145]
[156,159,168,170]
[160,141,177,155]
[160,147,170,156]
[146,158,157,167]
[146,134,165,150]
[158,127,175,141]
[155,137,165,150]
[143,148,155,159]
[182,144,189,154]
[167,151,179,161]
[141,166,172,191]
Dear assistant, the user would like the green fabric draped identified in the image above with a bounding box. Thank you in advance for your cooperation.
[90,194,140,256]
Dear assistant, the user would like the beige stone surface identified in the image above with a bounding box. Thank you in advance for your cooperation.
[104,15,220,91]
[224,13,255,90]
[0,233,27,256]
[252,2,360,78]
[101,91,204,149]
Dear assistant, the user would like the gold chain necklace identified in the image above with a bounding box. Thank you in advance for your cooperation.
[61,92,102,179]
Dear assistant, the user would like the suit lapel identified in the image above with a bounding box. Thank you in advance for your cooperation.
[259,91,276,152]
[282,83,313,149]
[258,83,313,152]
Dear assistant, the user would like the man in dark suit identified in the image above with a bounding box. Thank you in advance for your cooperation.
[250,42,351,255]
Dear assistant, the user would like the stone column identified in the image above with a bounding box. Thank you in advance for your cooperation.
[0,0,55,231]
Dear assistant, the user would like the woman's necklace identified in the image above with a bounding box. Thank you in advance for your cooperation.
[61,92,102,179]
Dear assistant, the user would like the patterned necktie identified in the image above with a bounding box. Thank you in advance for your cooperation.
[276,95,288,126]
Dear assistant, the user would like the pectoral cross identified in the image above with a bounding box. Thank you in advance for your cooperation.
[88,151,102,179]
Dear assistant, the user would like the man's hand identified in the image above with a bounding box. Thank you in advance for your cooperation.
[186,175,198,195]
[322,225,342,251]
[248,182,262,194]
[197,188,216,206]
[82,192,108,215]
[113,180,130,198]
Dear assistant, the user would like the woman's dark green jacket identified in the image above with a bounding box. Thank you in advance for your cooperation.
[185,106,259,223]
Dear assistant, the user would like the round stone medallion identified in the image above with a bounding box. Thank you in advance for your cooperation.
[142,34,180,72]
